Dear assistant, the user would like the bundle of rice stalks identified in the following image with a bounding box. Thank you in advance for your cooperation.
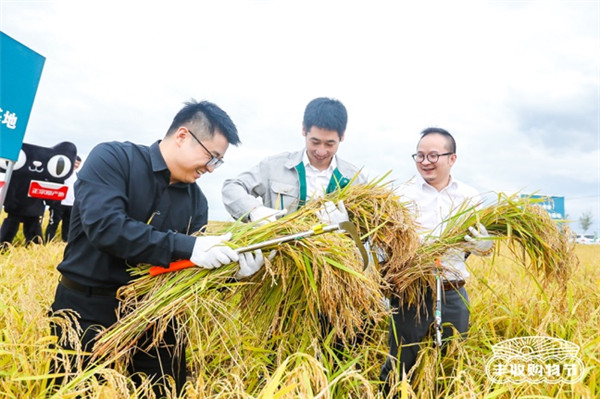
[91,222,256,361]
[91,250,241,361]
[231,175,421,356]
[92,176,412,367]
[329,175,421,289]
[224,211,387,366]
[386,192,578,308]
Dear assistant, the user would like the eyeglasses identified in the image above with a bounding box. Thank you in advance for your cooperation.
[412,152,454,163]
[187,129,224,169]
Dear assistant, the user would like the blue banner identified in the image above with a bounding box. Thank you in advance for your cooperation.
[0,32,46,161]
[524,194,565,220]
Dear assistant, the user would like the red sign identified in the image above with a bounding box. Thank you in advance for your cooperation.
[28,180,68,200]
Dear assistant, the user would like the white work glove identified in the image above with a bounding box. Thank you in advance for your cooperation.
[236,249,277,279]
[249,206,288,226]
[316,200,349,226]
[374,243,389,264]
[190,233,239,269]
[464,223,494,256]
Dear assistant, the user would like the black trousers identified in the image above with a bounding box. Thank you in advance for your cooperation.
[45,205,73,242]
[0,213,43,247]
[50,281,187,396]
[380,286,469,386]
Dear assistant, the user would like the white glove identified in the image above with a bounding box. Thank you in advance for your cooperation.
[249,206,288,226]
[316,200,348,226]
[464,223,494,256]
[374,243,389,264]
[190,233,239,269]
[235,250,277,279]
[236,249,264,279]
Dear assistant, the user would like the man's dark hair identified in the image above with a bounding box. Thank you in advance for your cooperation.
[419,127,456,153]
[167,99,240,145]
[303,97,347,139]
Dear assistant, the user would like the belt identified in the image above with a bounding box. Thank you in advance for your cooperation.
[59,275,118,297]
[442,279,466,291]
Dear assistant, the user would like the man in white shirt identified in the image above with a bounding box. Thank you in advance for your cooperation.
[380,127,493,389]
[45,155,81,242]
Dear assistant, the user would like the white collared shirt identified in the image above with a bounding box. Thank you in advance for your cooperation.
[302,151,337,200]
[62,172,78,206]
[397,175,481,280]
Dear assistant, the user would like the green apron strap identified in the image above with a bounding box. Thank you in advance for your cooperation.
[297,164,349,207]
[326,168,350,194]
[295,162,307,208]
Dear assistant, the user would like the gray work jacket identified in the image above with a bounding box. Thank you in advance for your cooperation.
[222,150,367,221]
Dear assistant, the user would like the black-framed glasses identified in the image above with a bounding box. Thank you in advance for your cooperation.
[412,152,453,163]
[187,129,224,169]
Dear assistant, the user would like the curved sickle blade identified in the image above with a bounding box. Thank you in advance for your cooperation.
[338,221,369,270]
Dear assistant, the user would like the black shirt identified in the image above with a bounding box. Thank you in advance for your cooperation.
[57,141,207,287]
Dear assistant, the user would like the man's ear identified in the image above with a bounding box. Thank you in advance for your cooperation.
[449,153,457,166]
[179,127,191,137]
[302,124,307,136]
[339,133,345,143]
[174,127,188,146]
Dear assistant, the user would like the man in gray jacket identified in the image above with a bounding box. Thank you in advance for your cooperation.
[222,97,366,223]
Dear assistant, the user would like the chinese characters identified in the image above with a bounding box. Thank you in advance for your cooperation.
[0,108,18,129]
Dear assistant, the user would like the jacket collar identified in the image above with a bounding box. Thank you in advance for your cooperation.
[284,150,305,169]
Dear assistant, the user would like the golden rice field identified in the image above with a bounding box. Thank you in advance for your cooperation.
[1,223,599,398]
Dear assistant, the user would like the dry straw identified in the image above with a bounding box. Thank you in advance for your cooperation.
[92,175,415,365]
[0,177,590,398]
[386,192,577,310]
[91,176,576,386]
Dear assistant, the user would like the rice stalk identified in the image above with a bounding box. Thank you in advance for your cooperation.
[253,352,375,399]
[91,265,239,363]
[94,175,407,365]
[384,192,577,309]
[89,179,578,396]
[255,353,329,398]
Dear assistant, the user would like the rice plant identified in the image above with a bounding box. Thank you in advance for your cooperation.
[0,187,596,398]
[385,192,577,310]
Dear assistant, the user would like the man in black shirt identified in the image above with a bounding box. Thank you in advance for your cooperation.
[50,100,262,394]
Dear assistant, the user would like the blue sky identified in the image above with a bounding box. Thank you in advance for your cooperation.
[1,0,598,235]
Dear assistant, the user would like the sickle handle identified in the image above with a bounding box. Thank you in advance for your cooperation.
[149,259,195,276]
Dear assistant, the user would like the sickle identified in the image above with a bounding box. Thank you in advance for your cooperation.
[149,221,369,276]
[337,220,369,270]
